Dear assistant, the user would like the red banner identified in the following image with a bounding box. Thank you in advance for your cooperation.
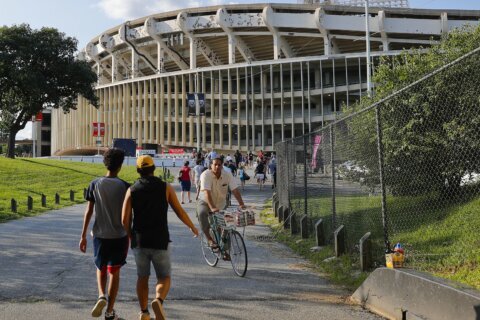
[168,148,185,154]
[92,122,105,137]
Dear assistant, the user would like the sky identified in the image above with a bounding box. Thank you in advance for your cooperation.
[1,0,478,139]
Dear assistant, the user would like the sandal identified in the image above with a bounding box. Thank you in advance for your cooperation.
[208,240,220,252]
[223,253,231,261]
[91,296,107,317]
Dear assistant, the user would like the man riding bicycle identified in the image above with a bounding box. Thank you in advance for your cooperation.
[196,157,246,259]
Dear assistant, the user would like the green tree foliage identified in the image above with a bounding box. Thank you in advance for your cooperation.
[0,24,98,158]
[342,25,480,197]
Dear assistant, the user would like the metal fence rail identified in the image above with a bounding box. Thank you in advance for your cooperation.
[275,47,480,268]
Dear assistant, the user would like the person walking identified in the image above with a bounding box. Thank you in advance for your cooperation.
[254,160,266,190]
[79,148,130,320]
[238,165,248,190]
[179,160,193,203]
[192,159,205,200]
[122,155,198,320]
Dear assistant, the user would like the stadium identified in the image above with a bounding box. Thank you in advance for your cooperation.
[51,1,480,155]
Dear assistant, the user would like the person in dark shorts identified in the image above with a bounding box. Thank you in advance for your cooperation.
[122,155,198,320]
[79,148,130,320]
[179,160,193,204]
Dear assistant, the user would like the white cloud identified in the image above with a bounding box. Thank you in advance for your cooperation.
[96,0,228,20]
[17,122,32,140]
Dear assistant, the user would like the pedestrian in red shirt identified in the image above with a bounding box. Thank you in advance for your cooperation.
[179,161,193,203]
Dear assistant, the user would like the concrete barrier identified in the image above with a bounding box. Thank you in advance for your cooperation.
[351,267,480,320]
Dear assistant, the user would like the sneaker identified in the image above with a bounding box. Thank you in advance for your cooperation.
[151,298,166,320]
[139,311,151,320]
[105,309,119,320]
[91,296,107,317]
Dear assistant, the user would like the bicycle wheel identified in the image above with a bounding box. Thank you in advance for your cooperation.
[228,230,248,277]
[200,232,219,267]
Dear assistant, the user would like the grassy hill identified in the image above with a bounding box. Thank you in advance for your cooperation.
[0,157,169,222]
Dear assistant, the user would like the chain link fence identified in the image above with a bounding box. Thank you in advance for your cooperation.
[275,47,480,269]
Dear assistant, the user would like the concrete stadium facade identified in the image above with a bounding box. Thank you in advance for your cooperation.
[51,3,480,154]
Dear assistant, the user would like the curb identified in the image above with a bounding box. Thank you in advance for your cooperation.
[351,267,480,320]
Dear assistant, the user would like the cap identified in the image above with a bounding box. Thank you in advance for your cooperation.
[136,155,154,168]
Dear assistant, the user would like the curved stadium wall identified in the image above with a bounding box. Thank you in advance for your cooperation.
[51,3,480,154]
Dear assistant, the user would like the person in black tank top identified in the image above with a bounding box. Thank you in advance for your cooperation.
[122,155,198,320]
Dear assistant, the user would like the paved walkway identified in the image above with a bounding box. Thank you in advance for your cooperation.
[0,169,382,320]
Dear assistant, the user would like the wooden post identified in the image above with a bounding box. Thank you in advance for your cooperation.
[55,193,60,204]
[70,190,74,201]
[283,207,290,229]
[278,205,284,223]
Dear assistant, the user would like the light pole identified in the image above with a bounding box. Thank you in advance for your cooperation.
[365,0,372,97]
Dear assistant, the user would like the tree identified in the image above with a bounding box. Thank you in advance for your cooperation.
[0,24,98,158]
[342,25,480,197]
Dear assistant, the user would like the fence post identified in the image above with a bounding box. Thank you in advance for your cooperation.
[330,126,337,229]
[70,190,75,201]
[83,188,87,199]
[290,210,298,235]
[315,219,325,246]
[11,198,17,213]
[300,214,309,239]
[41,194,46,207]
[303,134,308,220]
[55,193,60,204]
[283,207,290,229]
[359,232,372,271]
[277,205,284,222]
[334,225,345,257]
[375,105,391,251]
[27,196,33,211]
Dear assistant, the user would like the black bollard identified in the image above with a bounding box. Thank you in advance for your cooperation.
[70,190,75,201]
[55,193,60,204]
[11,198,17,213]
[41,194,47,207]
[27,196,33,211]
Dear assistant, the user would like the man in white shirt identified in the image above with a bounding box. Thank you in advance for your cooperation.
[196,157,246,252]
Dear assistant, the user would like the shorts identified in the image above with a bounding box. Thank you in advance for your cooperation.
[180,180,191,191]
[93,236,129,273]
[133,246,171,278]
[255,173,265,180]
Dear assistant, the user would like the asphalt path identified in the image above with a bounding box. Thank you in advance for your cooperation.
[0,170,382,320]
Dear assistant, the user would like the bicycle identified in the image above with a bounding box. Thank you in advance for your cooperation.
[199,210,248,277]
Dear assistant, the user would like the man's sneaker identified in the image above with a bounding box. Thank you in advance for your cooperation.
[139,311,151,320]
[105,309,119,320]
[91,296,107,317]
[151,298,166,320]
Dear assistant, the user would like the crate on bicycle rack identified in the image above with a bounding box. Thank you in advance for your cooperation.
[235,209,255,227]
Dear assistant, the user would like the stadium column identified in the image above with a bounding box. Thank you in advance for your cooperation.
[228,35,236,64]
[167,77,172,145]
[227,68,232,149]
[201,72,207,149]
[290,62,294,140]
[150,79,155,143]
[190,38,197,70]
[131,82,137,143]
[236,68,241,150]
[145,80,150,143]
[136,82,142,147]
[270,64,274,149]
[280,63,284,141]
[219,70,223,149]
[125,83,131,139]
[159,78,164,146]
[182,75,187,146]
[174,75,179,146]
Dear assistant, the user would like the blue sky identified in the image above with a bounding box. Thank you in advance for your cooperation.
[1,0,478,139]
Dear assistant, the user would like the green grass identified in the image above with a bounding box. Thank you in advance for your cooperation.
[260,201,369,291]
[266,191,480,290]
[0,157,171,222]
